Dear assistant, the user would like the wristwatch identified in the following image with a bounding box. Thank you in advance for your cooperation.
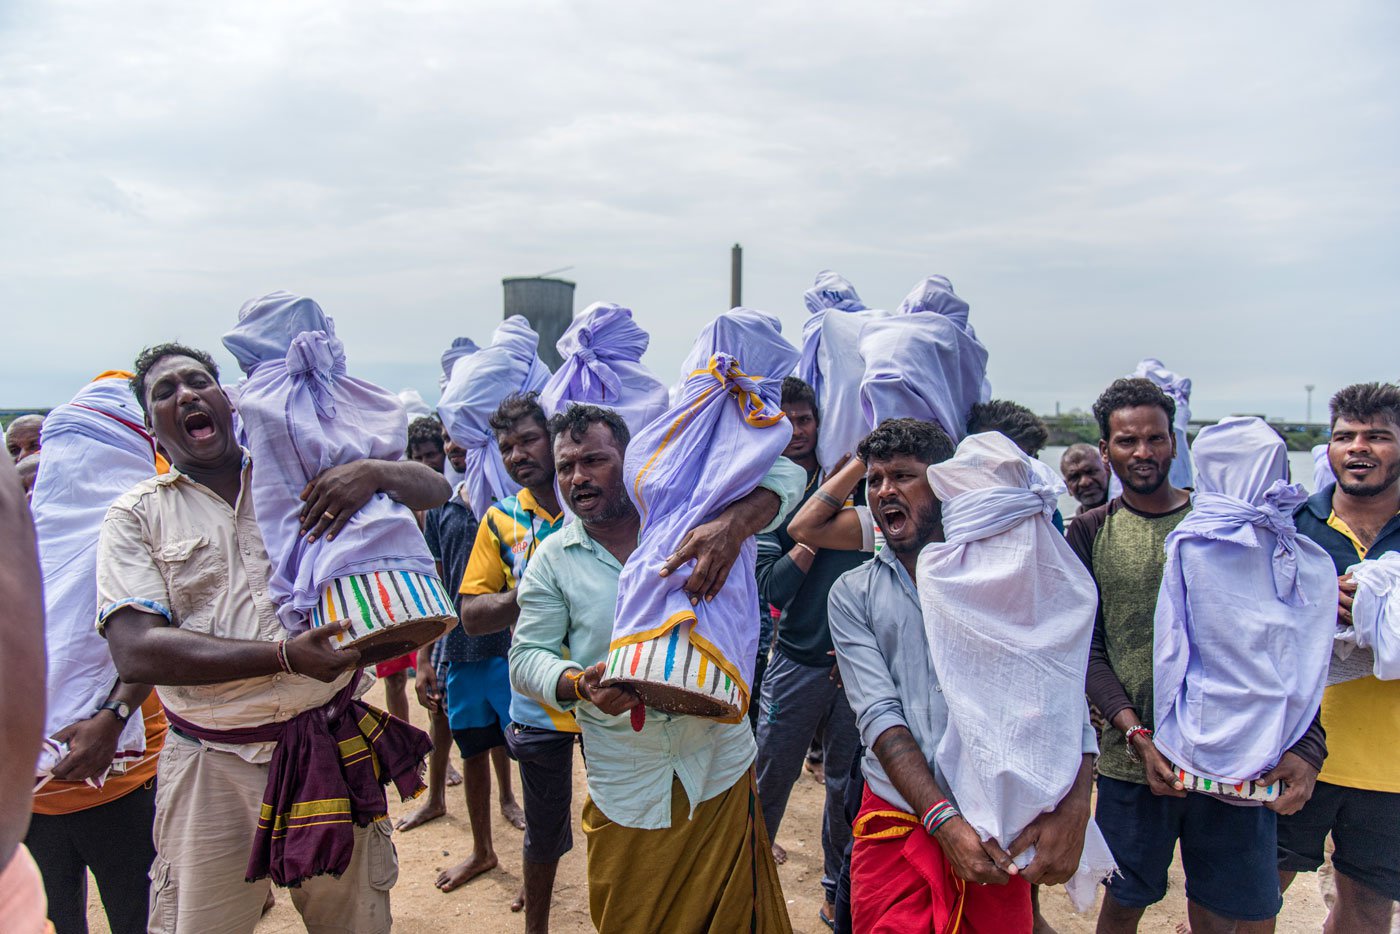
[99,701,132,724]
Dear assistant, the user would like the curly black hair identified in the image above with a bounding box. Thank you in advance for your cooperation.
[1330,382,1400,430]
[966,400,1049,457]
[488,391,547,438]
[781,376,818,421]
[1091,378,1175,440]
[857,417,954,466]
[406,416,445,457]
[546,404,631,450]
[130,343,221,416]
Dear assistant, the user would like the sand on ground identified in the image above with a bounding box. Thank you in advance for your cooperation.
[88,676,1330,933]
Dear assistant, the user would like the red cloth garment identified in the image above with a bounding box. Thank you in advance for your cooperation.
[850,787,1032,934]
[163,676,431,886]
[374,653,416,679]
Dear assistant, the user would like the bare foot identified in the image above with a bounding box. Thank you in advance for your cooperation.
[500,798,526,830]
[511,886,525,912]
[772,842,787,865]
[446,764,463,787]
[820,900,836,929]
[1034,914,1061,934]
[805,759,825,784]
[262,890,276,916]
[1173,924,1190,934]
[434,852,498,892]
[396,799,446,831]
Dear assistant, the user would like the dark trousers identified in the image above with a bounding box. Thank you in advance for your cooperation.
[25,781,157,934]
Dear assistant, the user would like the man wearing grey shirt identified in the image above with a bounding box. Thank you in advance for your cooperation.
[828,418,1097,933]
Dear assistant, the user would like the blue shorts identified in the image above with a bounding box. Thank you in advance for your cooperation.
[1095,775,1282,922]
[444,656,512,733]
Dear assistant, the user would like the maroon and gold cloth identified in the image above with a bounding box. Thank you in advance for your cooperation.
[163,676,431,886]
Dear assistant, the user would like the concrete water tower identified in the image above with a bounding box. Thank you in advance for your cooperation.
[502,275,575,370]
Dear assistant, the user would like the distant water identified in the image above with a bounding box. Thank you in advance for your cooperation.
[1039,445,1320,519]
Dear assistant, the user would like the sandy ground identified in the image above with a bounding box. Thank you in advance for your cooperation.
[88,677,1331,933]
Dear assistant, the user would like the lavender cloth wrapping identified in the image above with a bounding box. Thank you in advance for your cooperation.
[538,302,670,434]
[223,291,438,633]
[1132,358,1194,489]
[437,317,551,521]
[917,432,1112,911]
[859,276,990,443]
[396,388,433,420]
[1311,442,1336,492]
[1344,552,1400,680]
[439,337,480,389]
[612,308,797,714]
[797,270,891,474]
[1153,417,1336,785]
[33,376,156,779]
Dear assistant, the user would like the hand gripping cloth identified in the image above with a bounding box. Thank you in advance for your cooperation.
[1132,358,1194,489]
[605,308,798,722]
[223,292,451,660]
[1344,551,1400,680]
[797,270,889,474]
[1153,417,1336,788]
[859,276,990,444]
[33,374,156,783]
[916,431,1115,911]
[437,316,551,520]
[538,302,670,435]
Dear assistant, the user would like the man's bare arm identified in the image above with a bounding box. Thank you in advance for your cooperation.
[459,590,520,636]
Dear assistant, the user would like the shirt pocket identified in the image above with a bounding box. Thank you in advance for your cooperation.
[156,536,227,628]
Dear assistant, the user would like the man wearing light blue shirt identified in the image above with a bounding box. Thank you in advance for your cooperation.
[510,404,802,933]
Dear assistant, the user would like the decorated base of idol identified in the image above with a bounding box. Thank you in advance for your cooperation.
[313,569,456,667]
[602,618,748,722]
[1171,764,1281,803]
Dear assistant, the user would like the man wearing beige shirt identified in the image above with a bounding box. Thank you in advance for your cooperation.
[97,343,449,934]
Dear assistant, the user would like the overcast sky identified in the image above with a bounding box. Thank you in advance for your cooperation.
[3,1,1396,421]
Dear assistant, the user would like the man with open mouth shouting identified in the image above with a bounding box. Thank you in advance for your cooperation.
[95,343,450,934]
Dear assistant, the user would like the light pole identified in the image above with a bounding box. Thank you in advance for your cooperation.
[1305,384,1315,425]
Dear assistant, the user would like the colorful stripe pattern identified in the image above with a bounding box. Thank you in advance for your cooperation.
[312,570,454,647]
[1173,766,1280,802]
[604,620,743,719]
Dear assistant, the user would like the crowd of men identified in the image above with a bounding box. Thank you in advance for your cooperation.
[1,323,1398,934]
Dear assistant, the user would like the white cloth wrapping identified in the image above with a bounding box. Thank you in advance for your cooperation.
[1346,551,1400,680]
[916,432,1114,911]
[1153,417,1336,785]
[437,317,552,520]
[1131,358,1194,489]
[32,376,156,781]
[223,291,438,632]
[1311,442,1336,492]
[538,302,670,435]
[859,277,990,444]
[797,271,889,473]
[396,388,433,420]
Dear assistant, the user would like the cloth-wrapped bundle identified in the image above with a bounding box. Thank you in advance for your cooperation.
[797,270,889,474]
[538,302,669,435]
[1131,358,1194,489]
[1310,442,1336,492]
[439,337,480,390]
[1153,417,1336,788]
[859,276,990,444]
[224,291,452,662]
[437,316,551,521]
[33,374,157,783]
[605,308,798,722]
[1343,552,1400,680]
[396,388,433,420]
[916,431,1115,911]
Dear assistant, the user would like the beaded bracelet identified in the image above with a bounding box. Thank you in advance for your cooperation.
[276,639,295,675]
[1124,725,1152,762]
[922,799,959,836]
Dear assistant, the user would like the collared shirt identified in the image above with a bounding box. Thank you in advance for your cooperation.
[510,519,756,829]
[459,486,576,732]
[96,455,352,763]
[509,457,805,828]
[829,547,1098,814]
[1294,486,1400,792]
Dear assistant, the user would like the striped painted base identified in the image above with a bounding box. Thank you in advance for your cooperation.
[601,622,745,721]
[314,570,456,667]
[1172,766,1280,803]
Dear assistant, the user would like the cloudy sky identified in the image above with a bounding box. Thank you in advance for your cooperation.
[2,0,1396,421]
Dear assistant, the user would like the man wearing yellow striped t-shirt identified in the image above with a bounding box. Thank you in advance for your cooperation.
[458,393,576,934]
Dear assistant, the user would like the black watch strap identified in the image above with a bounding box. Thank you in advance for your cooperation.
[99,700,132,723]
